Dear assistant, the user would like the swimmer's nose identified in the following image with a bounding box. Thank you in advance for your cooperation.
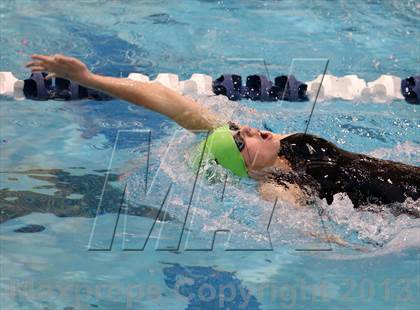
[240,126,258,137]
[240,125,251,137]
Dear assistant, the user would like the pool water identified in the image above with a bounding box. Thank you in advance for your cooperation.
[1,0,420,309]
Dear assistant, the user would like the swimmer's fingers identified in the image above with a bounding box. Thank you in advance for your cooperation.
[26,64,56,79]
[26,61,43,68]
[27,66,46,72]
[26,55,64,78]
[26,54,62,69]
[26,60,49,71]
[26,59,57,79]
[30,54,53,62]
[26,54,90,82]
[25,61,39,68]
[26,55,52,68]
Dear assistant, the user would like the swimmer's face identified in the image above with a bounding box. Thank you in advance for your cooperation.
[231,124,280,171]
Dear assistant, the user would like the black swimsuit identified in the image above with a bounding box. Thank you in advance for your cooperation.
[276,133,420,216]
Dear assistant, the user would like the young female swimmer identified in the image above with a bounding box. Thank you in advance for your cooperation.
[26,54,420,218]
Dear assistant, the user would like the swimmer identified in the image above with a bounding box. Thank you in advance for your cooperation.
[25,54,420,218]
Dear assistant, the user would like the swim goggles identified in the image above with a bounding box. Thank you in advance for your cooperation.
[228,122,246,152]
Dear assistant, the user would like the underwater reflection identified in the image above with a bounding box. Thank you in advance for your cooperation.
[0,168,173,224]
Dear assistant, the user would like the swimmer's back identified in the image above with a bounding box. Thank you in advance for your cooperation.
[277,133,420,213]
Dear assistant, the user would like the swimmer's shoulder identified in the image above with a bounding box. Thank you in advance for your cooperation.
[259,180,307,207]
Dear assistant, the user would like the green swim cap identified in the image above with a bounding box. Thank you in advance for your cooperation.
[191,124,248,177]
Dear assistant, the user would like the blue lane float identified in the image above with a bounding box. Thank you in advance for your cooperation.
[401,76,420,105]
[23,72,112,101]
[243,74,274,101]
[212,74,308,102]
[212,74,243,100]
[1,71,419,104]
[273,75,308,101]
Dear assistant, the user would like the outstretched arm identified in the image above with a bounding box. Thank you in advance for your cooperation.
[26,54,223,131]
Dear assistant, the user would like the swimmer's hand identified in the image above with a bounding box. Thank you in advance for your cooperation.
[25,54,92,83]
[25,54,222,130]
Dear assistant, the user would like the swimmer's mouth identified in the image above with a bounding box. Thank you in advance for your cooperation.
[259,131,272,140]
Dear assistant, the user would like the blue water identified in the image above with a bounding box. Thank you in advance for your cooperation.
[1,0,420,309]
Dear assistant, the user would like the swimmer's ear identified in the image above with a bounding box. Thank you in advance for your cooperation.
[45,72,56,80]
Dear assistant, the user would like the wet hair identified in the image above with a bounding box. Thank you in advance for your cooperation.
[268,133,420,216]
